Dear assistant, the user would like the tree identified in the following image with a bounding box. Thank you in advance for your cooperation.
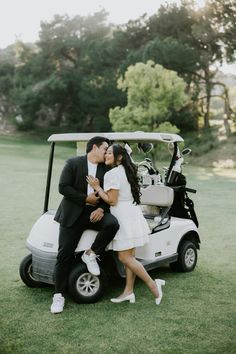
[109,61,189,132]
[1,1,235,134]
[0,60,15,129]
[143,37,200,78]
[12,11,124,131]
[146,1,228,129]
[207,0,236,62]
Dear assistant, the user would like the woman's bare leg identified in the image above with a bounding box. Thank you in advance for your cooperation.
[114,250,136,299]
[118,249,159,298]
[124,266,136,293]
[123,249,136,294]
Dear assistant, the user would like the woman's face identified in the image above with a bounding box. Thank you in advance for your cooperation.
[104,146,115,166]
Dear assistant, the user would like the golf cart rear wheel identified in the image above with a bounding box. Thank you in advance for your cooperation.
[19,254,45,287]
[68,263,107,304]
[170,240,197,272]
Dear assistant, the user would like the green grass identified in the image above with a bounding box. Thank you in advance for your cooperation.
[0,135,236,354]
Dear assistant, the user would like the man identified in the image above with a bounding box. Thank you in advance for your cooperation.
[50,136,119,314]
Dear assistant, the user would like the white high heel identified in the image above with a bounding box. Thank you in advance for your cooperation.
[155,279,166,305]
[110,293,136,303]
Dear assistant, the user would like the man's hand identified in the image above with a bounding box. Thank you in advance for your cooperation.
[90,208,104,223]
[86,192,100,206]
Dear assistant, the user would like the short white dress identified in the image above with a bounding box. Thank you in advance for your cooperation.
[104,165,150,251]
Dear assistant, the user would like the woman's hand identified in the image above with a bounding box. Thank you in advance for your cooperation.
[86,175,100,190]
[87,176,118,206]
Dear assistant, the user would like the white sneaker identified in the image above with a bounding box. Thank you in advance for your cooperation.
[82,252,100,276]
[50,293,65,314]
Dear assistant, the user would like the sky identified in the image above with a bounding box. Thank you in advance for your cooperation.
[0,0,235,73]
[0,0,205,48]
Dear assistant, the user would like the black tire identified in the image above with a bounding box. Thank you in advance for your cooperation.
[170,240,197,272]
[68,262,107,304]
[19,254,45,287]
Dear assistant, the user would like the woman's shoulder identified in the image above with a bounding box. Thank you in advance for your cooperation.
[104,166,123,183]
[104,167,117,179]
[104,166,121,190]
[105,166,120,176]
[117,164,126,177]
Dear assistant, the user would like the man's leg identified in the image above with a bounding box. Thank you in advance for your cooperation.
[51,224,83,314]
[81,212,119,275]
[90,213,119,255]
[51,213,92,314]
[54,224,84,294]
[54,208,93,294]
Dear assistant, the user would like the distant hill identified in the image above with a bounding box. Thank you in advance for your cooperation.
[212,71,236,95]
[191,133,236,168]
[216,71,236,86]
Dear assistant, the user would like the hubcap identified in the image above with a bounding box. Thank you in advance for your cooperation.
[185,248,196,268]
[76,273,100,296]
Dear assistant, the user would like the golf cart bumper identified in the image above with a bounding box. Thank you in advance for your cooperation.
[26,245,57,284]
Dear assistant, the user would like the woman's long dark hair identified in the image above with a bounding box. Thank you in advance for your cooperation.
[112,144,140,204]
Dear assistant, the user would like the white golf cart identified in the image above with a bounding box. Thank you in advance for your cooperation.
[19,132,200,303]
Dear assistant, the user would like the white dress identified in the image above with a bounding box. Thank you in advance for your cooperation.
[104,165,150,251]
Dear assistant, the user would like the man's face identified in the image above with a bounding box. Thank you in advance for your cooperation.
[94,142,109,163]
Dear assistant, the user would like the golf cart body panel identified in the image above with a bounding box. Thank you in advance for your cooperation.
[26,211,198,259]
[27,212,98,254]
[135,217,199,259]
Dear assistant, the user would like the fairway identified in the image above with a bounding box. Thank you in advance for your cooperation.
[0,135,235,354]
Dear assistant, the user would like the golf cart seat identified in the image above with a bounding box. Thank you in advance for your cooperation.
[140,184,174,206]
[140,185,174,229]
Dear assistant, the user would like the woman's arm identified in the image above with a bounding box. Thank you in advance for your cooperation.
[96,187,119,206]
[86,176,119,206]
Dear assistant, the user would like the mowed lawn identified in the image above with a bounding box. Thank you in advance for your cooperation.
[0,135,235,354]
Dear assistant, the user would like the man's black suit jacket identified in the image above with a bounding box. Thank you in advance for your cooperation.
[54,155,110,227]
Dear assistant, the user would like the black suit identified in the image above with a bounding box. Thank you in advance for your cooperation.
[54,155,110,227]
[54,155,119,293]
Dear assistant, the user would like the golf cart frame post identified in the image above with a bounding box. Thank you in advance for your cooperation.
[43,142,55,213]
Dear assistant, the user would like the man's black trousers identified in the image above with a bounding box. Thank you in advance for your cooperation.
[54,206,119,294]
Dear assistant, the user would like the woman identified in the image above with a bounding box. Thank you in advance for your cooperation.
[86,144,165,305]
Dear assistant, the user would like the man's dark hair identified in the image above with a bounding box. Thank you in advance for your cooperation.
[86,136,110,153]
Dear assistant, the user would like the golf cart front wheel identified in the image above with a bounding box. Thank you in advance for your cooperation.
[19,254,45,287]
[68,263,107,304]
[170,240,197,272]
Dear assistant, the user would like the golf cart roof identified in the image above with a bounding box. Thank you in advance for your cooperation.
[48,132,184,143]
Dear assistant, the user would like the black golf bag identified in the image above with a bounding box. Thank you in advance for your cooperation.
[168,173,199,227]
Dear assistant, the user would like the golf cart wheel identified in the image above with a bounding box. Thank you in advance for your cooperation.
[170,240,197,272]
[68,263,107,304]
[19,254,45,287]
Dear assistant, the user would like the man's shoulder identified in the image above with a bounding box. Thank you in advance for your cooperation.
[67,155,86,165]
